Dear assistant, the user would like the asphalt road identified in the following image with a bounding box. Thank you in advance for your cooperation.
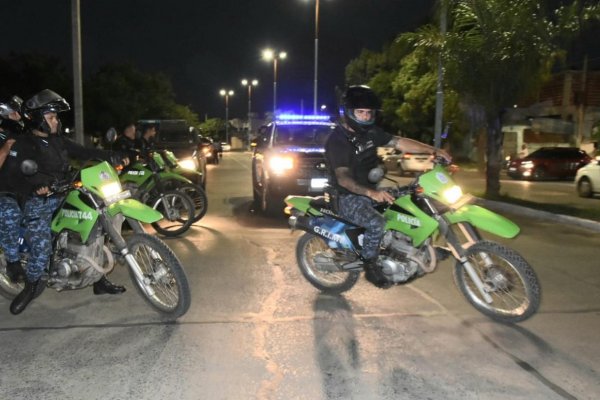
[0,151,598,400]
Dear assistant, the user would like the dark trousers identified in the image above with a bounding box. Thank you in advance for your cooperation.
[338,193,386,260]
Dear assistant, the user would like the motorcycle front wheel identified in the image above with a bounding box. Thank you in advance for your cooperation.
[150,190,195,237]
[125,233,190,318]
[296,233,360,294]
[164,181,208,223]
[454,240,541,323]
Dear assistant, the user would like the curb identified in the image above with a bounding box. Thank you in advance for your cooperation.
[475,198,600,233]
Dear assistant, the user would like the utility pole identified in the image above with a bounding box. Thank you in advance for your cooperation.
[433,0,447,149]
[71,0,84,145]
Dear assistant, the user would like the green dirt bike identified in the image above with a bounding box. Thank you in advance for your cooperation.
[119,150,197,237]
[0,160,191,318]
[284,158,541,323]
[154,150,208,223]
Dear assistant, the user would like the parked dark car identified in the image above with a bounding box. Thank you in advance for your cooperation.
[507,147,591,180]
[252,115,334,214]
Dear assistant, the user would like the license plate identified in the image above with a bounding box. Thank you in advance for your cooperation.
[310,178,328,190]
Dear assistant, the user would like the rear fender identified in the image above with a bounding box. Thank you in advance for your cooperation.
[284,195,323,216]
[445,204,520,238]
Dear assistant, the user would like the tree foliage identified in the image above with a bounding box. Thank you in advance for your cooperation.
[443,0,600,195]
[84,63,200,134]
[198,118,225,140]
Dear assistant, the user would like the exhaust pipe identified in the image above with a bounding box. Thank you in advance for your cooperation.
[288,215,312,232]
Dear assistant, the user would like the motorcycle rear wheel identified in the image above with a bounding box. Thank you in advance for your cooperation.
[150,190,195,237]
[126,233,190,318]
[296,233,360,294]
[453,240,540,323]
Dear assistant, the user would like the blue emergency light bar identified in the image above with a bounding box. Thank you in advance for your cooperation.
[277,114,331,122]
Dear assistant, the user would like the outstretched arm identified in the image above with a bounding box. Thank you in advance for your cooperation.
[385,136,451,162]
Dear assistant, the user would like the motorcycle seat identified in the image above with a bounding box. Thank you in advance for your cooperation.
[309,196,329,209]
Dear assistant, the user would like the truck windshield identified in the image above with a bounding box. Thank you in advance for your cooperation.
[274,125,333,146]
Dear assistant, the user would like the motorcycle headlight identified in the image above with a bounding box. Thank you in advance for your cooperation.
[178,158,197,171]
[269,156,294,173]
[100,181,122,198]
[441,185,463,205]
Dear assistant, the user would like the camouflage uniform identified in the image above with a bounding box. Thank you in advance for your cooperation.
[0,196,22,264]
[338,194,386,260]
[21,196,62,281]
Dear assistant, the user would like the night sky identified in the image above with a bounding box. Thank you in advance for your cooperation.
[0,0,436,120]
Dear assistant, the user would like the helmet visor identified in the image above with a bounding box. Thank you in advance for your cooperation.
[350,108,376,125]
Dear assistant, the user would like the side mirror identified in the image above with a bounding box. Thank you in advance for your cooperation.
[368,167,385,184]
[105,127,118,143]
[21,159,38,176]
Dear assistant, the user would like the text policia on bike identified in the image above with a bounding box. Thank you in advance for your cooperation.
[284,158,541,324]
[0,160,191,318]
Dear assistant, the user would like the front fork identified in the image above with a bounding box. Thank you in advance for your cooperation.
[99,212,156,297]
[438,217,494,304]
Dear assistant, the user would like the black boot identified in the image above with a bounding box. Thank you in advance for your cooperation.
[10,279,42,315]
[363,260,392,289]
[5,261,26,283]
[93,276,126,295]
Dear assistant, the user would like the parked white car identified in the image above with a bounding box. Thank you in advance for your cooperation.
[575,157,600,197]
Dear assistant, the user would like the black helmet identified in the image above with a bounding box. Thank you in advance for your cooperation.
[0,95,24,118]
[0,95,25,133]
[23,89,70,134]
[340,85,381,133]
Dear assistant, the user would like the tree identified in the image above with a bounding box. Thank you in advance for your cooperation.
[83,63,199,135]
[442,0,600,196]
[198,118,225,140]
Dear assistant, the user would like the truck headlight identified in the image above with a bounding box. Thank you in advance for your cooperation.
[269,156,294,173]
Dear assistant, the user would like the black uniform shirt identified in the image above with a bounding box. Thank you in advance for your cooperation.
[0,131,39,195]
[325,124,392,194]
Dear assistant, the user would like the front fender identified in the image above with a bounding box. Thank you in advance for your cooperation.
[445,204,520,238]
[158,171,193,185]
[107,199,163,223]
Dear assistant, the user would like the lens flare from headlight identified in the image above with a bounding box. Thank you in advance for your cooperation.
[178,158,197,171]
[442,185,463,204]
[100,181,123,198]
[269,156,294,172]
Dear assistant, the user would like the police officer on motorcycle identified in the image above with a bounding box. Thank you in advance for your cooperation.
[9,89,129,315]
[325,85,450,288]
[0,95,31,284]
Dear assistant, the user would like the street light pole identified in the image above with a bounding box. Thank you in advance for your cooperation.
[219,89,234,144]
[262,49,287,115]
[313,0,320,115]
[434,0,447,150]
[241,79,258,147]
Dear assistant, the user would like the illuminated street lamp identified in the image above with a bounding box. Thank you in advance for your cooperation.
[219,89,234,144]
[241,79,258,147]
[241,79,258,118]
[262,49,287,114]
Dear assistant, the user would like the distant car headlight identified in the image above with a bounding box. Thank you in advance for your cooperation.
[441,185,463,205]
[521,161,534,168]
[178,158,197,171]
[269,156,294,173]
